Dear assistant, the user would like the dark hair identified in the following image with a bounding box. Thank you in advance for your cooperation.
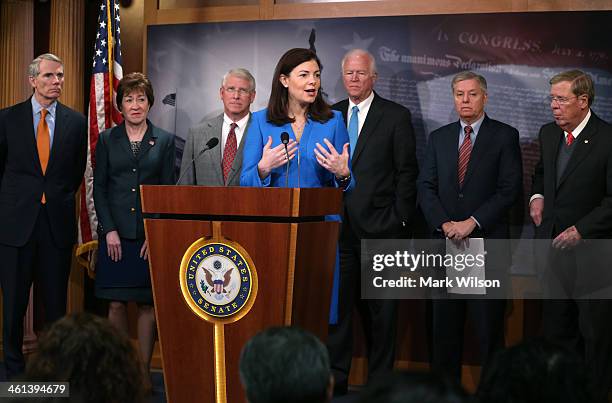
[358,371,469,403]
[23,313,146,403]
[477,339,589,403]
[267,48,333,125]
[239,326,331,403]
[116,72,155,111]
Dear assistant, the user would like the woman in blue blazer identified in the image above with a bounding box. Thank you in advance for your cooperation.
[240,48,352,190]
[240,48,352,324]
[93,73,175,382]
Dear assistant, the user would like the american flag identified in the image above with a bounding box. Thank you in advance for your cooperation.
[76,0,123,273]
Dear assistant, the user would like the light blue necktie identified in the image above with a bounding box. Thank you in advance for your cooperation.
[348,105,359,157]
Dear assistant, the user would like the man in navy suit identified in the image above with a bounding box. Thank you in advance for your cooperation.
[0,53,87,377]
[418,71,522,380]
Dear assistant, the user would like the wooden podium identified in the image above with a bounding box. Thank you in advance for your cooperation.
[141,186,342,403]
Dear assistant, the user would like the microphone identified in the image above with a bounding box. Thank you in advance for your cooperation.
[280,132,290,188]
[176,137,219,185]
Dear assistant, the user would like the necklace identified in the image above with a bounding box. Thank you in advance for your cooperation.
[291,118,306,142]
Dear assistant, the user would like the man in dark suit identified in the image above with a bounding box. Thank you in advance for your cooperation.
[178,68,255,186]
[0,53,87,377]
[530,70,612,403]
[418,71,522,380]
[328,49,418,394]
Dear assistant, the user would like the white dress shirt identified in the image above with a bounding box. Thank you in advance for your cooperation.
[347,90,375,136]
[221,113,250,152]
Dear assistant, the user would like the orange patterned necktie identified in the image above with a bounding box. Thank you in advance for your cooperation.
[37,108,50,203]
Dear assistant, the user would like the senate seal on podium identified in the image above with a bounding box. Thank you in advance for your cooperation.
[180,239,258,324]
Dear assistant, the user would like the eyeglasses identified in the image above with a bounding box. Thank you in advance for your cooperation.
[223,87,252,96]
[547,96,578,105]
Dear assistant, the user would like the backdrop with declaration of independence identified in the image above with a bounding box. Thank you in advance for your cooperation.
[147,11,612,266]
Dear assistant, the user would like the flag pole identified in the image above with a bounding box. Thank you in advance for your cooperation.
[173,89,178,136]
[106,0,114,101]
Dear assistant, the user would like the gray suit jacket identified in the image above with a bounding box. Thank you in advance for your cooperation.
[178,113,250,186]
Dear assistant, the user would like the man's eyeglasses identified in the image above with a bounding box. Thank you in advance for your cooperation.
[223,87,252,96]
[547,96,578,105]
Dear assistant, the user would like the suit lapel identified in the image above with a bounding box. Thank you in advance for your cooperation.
[111,123,135,161]
[206,115,224,184]
[226,113,251,185]
[337,100,349,126]
[353,94,383,166]
[461,116,490,189]
[443,122,461,192]
[46,102,68,174]
[19,99,41,175]
[558,115,597,187]
[136,122,156,161]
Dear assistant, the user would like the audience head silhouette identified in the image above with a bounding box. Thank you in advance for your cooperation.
[477,339,589,403]
[22,312,146,403]
[239,326,333,403]
[358,370,468,403]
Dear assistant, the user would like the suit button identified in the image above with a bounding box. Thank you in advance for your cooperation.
[130,207,135,212]
[458,193,464,199]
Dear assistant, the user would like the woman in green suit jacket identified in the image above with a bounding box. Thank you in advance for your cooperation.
[93,72,175,382]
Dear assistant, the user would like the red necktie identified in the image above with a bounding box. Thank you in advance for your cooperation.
[458,125,473,187]
[566,132,574,146]
[222,123,238,184]
[37,109,50,203]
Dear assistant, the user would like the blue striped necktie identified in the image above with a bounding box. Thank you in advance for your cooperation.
[348,105,359,157]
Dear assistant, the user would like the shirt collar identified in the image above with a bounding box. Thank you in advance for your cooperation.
[460,113,485,135]
[223,112,250,129]
[348,90,375,112]
[566,109,591,139]
[31,96,57,118]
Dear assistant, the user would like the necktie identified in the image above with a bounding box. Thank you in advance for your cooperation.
[37,109,50,203]
[222,122,238,184]
[566,132,574,146]
[458,125,473,188]
[348,105,359,157]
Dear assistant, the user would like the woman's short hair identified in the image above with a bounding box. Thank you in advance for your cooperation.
[116,72,155,111]
[267,48,332,125]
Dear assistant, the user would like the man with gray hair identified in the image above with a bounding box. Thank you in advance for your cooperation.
[328,48,418,394]
[418,71,522,381]
[530,69,612,402]
[0,53,87,378]
[178,68,255,185]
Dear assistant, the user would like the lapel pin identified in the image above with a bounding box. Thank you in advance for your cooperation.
[149,140,155,146]
[584,140,589,144]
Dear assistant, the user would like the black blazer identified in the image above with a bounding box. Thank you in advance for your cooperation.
[532,112,612,239]
[0,98,87,247]
[93,121,175,240]
[418,115,522,238]
[333,92,418,237]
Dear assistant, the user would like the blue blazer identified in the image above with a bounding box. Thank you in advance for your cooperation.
[240,109,352,190]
